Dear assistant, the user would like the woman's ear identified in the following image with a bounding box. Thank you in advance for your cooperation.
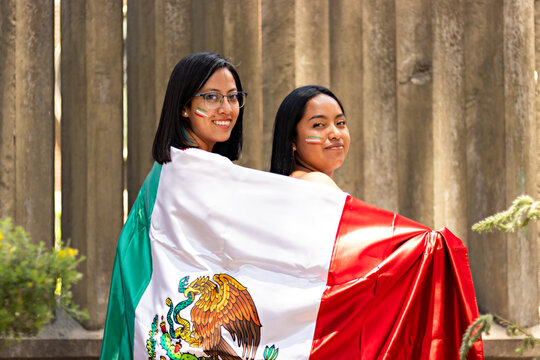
[292,142,297,152]
[182,106,189,118]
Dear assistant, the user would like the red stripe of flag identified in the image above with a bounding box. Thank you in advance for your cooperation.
[310,196,484,359]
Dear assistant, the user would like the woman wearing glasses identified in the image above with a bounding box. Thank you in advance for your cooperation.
[101,52,248,358]
[152,52,247,163]
[270,85,350,190]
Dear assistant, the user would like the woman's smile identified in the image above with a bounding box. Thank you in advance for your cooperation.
[324,142,345,150]
[212,119,232,128]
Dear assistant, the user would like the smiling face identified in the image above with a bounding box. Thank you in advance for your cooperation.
[293,94,350,178]
[183,67,240,151]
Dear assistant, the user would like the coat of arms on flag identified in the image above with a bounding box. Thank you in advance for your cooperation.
[145,274,278,360]
[101,148,484,360]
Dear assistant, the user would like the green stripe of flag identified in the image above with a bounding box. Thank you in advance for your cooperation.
[100,162,162,360]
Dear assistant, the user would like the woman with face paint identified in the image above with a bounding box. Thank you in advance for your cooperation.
[152,52,247,163]
[270,85,350,189]
[101,53,248,358]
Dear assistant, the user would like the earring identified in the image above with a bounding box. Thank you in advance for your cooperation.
[183,111,188,117]
[292,145,297,151]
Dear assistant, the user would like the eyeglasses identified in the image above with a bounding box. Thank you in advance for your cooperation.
[192,91,247,109]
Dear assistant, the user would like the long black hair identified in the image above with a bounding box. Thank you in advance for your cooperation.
[270,85,345,175]
[152,52,243,164]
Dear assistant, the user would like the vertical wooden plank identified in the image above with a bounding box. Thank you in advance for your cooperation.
[62,0,123,329]
[395,0,433,227]
[261,0,296,170]
[329,0,363,196]
[465,0,508,322]
[192,0,224,54]
[535,0,540,320]
[0,0,16,222]
[61,1,86,269]
[15,0,55,244]
[155,0,193,117]
[223,1,263,169]
[127,0,157,207]
[362,0,398,212]
[503,0,538,327]
[432,0,467,239]
[295,0,330,87]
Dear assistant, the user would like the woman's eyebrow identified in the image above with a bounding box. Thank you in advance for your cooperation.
[308,113,345,121]
[308,114,327,121]
[200,87,238,93]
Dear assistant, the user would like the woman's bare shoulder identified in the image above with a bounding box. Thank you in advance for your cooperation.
[290,171,341,189]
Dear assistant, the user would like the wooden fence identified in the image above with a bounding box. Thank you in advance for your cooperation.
[0,0,538,339]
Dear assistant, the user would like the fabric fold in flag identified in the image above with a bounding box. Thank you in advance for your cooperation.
[101,147,484,360]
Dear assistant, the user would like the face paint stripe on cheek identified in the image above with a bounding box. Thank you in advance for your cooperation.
[195,107,209,118]
[305,135,323,145]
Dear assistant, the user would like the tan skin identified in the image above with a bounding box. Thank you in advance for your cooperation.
[290,94,350,189]
[182,67,240,152]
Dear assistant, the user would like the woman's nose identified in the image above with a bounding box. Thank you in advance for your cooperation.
[328,126,341,140]
[218,98,233,113]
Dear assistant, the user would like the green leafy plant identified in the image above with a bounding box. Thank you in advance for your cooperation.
[459,314,492,359]
[0,217,88,340]
[471,195,540,233]
[460,313,540,360]
[460,195,540,359]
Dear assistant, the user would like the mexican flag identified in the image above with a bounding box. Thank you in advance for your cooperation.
[100,148,484,360]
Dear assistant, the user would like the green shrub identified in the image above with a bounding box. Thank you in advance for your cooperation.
[0,217,88,339]
[460,195,540,359]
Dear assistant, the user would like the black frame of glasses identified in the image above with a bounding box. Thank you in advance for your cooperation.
[192,92,248,108]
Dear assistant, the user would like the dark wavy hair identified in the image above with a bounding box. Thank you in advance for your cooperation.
[152,52,243,164]
[270,85,345,175]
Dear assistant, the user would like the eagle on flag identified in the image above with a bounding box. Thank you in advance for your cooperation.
[184,274,261,360]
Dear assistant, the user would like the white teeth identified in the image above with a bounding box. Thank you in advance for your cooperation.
[213,120,230,126]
